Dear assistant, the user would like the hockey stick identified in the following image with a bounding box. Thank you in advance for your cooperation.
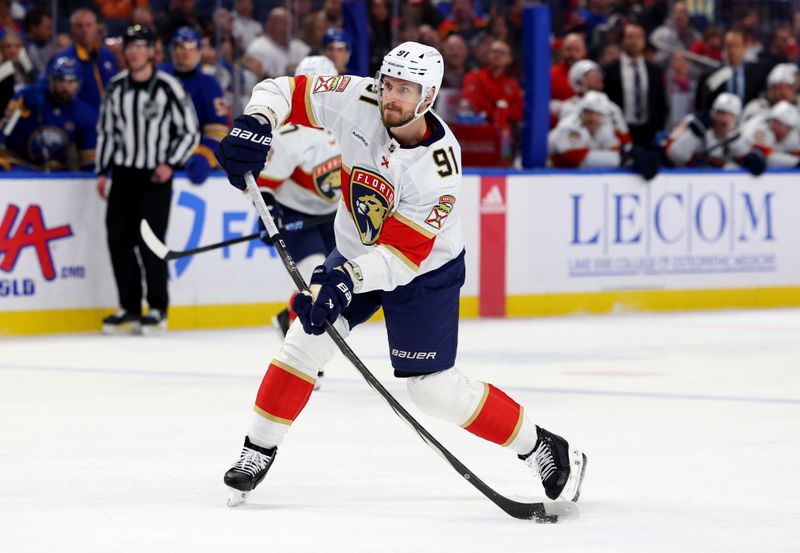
[243,172,577,523]
[139,212,336,261]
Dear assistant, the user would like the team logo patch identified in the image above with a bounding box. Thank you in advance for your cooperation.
[348,167,395,244]
[424,194,455,230]
[313,76,344,94]
[313,156,342,201]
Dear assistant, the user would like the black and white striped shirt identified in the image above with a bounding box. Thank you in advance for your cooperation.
[96,69,200,174]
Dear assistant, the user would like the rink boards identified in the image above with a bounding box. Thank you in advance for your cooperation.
[1,169,799,334]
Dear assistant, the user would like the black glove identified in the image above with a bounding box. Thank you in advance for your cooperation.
[620,144,660,181]
[214,114,272,190]
[293,265,354,336]
[742,151,767,176]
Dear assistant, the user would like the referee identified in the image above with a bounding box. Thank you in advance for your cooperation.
[97,25,200,335]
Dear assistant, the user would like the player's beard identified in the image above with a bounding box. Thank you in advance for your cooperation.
[380,103,415,128]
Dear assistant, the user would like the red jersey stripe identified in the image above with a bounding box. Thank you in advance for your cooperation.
[377,213,436,269]
[462,384,524,446]
[254,360,315,424]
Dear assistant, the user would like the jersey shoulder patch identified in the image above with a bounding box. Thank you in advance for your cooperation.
[312,75,351,94]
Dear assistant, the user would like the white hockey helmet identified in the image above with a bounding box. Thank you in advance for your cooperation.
[568,60,602,94]
[295,55,338,77]
[376,41,444,126]
[768,100,800,128]
[767,63,798,87]
[711,92,742,118]
[580,90,611,115]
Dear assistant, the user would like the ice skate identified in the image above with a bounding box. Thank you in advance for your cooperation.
[520,426,587,502]
[271,307,291,338]
[140,309,167,335]
[101,310,141,335]
[224,436,278,507]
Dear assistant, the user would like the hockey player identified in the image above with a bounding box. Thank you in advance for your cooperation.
[743,100,800,168]
[741,63,797,124]
[214,41,587,507]
[321,28,351,74]
[664,93,765,174]
[0,56,97,170]
[548,90,658,179]
[257,55,341,352]
[557,59,631,145]
[159,27,230,185]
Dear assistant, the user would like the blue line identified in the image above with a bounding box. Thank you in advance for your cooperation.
[1,363,797,406]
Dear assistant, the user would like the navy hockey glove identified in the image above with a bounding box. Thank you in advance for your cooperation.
[621,144,660,181]
[742,151,766,176]
[185,153,211,185]
[293,265,354,335]
[214,114,272,190]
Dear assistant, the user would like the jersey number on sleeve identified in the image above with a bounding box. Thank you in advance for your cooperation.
[432,146,460,177]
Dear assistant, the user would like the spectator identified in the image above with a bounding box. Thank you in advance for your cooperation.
[650,1,702,67]
[322,27,350,74]
[664,93,762,173]
[321,0,344,30]
[105,35,125,70]
[735,8,762,62]
[47,8,118,112]
[743,100,800,168]
[558,59,630,145]
[1,31,36,88]
[578,0,612,44]
[0,56,97,171]
[95,0,149,21]
[462,39,522,126]
[441,34,470,89]
[0,0,18,34]
[243,7,310,80]
[549,91,619,168]
[418,24,441,51]
[742,63,797,124]
[300,11,328,55]
[689,26,722,63]
[232,0,262,54]
[665,52,695,129]
[603,23,668,148]
[159,27,229,186]
[200,35,232,95]
[437,0,487,43]
[695,31,761,114]
[22,7,54,77]
[156,0,206,47]
[551,33,587,102]
[368,0,391,74]
[756,27,792,90]
[131,6,156,32]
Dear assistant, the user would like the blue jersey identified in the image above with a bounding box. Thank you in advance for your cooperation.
[1,84,98,170]
[158,63,229,166]
[46,44,118,111]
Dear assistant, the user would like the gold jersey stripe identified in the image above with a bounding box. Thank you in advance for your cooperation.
[391,211,436,239]
[271,358,317,385]
[382,244,420,272]
[253,405,292,425]
[501,406,525,447]
[460,383,490,428]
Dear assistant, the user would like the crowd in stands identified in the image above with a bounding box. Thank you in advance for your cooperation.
[2,0,800,174]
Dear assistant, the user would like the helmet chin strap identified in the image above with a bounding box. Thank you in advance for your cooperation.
[383,86,434,130]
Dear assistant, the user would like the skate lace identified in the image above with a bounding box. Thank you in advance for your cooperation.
[529,442,557,482]
[232,447,269,477]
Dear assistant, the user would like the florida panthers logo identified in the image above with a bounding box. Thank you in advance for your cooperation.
[348,167,395,245]
[313,156,342,201]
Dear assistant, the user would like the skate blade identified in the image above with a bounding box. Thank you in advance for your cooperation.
[564,450,588,503]
[227,489,249,507]
[141,322,167,336]
[102,322,142,335]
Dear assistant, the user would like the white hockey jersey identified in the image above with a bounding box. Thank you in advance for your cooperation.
[547,112,621,168]
[245,74,464,293]
[257,124,342,215]
[665,115,750,168]
[742,97,770,124]
[558,94,631,144]
[741,117,800,168]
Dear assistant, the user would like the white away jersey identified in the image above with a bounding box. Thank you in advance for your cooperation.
[547,113,621,168]
[245,74,464,293]
[665,115,750,168]
[257,124,341,215]
[742,117,800,168]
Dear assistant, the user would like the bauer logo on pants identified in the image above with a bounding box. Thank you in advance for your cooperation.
[348,167,395,245]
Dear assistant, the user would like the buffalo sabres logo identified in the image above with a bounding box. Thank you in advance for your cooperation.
[312,156,342,201]
[425,195,455,230]
[348,167,395,244]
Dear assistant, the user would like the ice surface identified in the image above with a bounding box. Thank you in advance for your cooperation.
[1,309,799,552]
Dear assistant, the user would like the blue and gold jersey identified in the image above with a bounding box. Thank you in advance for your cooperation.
[158,63,230,167]
[1,84,98,170]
